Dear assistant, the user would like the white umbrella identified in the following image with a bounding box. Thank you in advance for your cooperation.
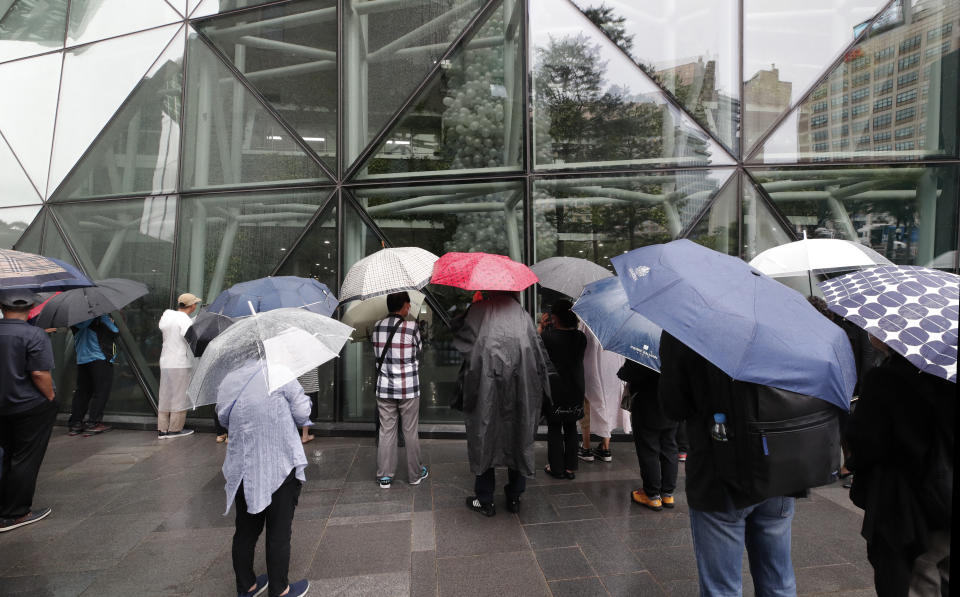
[186,308,353,407]
[340,247,439,302]
[750,237,892,295]
[340,290,428,340]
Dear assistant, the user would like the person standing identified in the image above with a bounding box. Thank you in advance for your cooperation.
[539,301,586,480]
[0,290,57,532]
[157,293,200,439]
[372,292,427,489]
[617,360,678,511]
[217,360,312,597]
[578,326,625,463]
[658,331,798,596]
[453,292,551,516]
[67,313,119,436]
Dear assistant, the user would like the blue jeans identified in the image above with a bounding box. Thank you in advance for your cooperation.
[689,496,797,597]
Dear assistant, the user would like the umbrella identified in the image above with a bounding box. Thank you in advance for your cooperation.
[431,252,538,291]
[28,292,61,321]
[186,308,353,407]
[612,239,856,410]
[184,310,237,357]
[33,278,149,328]
[819,265,958,383]
[750,237,893,295]
[339,247,439,302]
[207,276,338,318]
[572,276,662,372]
[531,256,613,299]
[3,257,94,292]
[340,290,427,340]
[0,248,76,289]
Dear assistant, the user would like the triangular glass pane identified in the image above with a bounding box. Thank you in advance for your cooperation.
[530,0,734,172]
[0,204,43,249]
[51,28,184,201]
[197,0,337,171]
[749,0,958,164]
[569,0,739,156]
[533,168,735,265]
[0,52,62,195]
[39,212,74,264]
[0,133,42,206]
[66,0,181,47]
[342,0,488,167]
[181,28,326,190]
[175,187,329,303]
[0,0,68,63]
[275,194,338,291]
[353,0,524,180]
[191,0,288,18]
[48,24,181,197]
[741,173,794,262]
[742,0,891,153]
[684,174,740,256]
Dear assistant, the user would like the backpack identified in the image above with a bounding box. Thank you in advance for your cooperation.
[90,317,119,362]
[709,383,843,503]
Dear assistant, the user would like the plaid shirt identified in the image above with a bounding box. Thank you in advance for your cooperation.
[372,315,422,400]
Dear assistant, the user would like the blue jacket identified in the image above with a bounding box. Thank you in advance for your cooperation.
[74,315,119,365]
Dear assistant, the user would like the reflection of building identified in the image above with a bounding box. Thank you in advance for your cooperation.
[657,57,739,151]
[797,1,959,159]
[744,65,793,146]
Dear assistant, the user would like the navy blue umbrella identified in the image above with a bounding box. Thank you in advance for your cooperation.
[0,249,90,290]
[612,240,856,410]
[207,276,338,318]
[572,276,662,372]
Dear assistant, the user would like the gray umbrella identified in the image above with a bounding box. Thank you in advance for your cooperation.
[33,278,149,328]
[530,256,614,299]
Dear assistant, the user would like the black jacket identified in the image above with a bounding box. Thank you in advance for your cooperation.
[540,328,587,421]
[617,360,672,430]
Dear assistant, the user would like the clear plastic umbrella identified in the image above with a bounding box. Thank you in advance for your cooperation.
[186,307,353,408]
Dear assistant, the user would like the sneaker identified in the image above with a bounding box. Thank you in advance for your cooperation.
[506,496,521,514]
[158,431,167,439]
[678,452,687,462]
[662,493,675,509]
[0,507,52,533]
[68,425,84,436]
[631,490,663,511]
[409,465,429,486]
[577,447,594,462]
[465,496,496,517]
[82,423,112,436]
[285,579,310,597]
[595,448,613,462]
[164,429,194,439]
[238,573,269,597]
[378,476,392,489]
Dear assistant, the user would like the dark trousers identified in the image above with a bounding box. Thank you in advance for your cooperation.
[69,360,113,426]
[632,409,678,497]
[233,470,301,597]
[547,418,578,473]
[676,421,689,452]
[0,400,58,518]
[213,409,227,436]
[475,467,525,506]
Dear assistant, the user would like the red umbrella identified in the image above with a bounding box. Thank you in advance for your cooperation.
[430,252,538,291]
[28,292,61,320]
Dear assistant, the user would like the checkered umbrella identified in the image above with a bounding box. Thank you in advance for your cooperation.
[0,248,75,289]
[430,252,538,292]
[819,265,958,383]
[339,247,439,302]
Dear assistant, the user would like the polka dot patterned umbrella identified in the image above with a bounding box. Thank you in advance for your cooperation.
[430,252,538,292]
[819,265,958,383]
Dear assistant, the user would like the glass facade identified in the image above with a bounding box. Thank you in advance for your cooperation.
[2,0,957,423]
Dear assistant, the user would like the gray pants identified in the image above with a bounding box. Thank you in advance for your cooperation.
[377,397,422,482]
[909,529,950,597]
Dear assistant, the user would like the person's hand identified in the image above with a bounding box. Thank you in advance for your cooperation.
[44,328,57,333]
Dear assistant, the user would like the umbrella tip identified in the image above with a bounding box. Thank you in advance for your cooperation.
[802,229,807,240]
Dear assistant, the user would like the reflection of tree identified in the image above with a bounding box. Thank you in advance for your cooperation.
[0,217,32,250]
[583,4,634,56]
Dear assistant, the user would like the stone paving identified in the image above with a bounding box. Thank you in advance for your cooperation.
[0,430,876,596]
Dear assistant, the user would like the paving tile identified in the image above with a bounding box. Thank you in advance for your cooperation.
[553,504,604,521]
[411,510,436,552]
[434,506,528,558]
[601,571,667,596]
[548,577,608,597]
[302,446,357,490]
[521,522,578,550]
[331,500,413,518]
[326,512,412,526]
[295,487,341,521]
[410,550,438,597]
[302,571,410,597]
[437,550,550,597]
[661,578,700,596]
[795,563,874,593]
[548,491,592,508]
[156,491,234,531]
[534,546,595,580]
[0,570,100,596]
[578,537,645,575]
[308,520,411,579]
[622,526,693,551]
[345,446,381,482]
[637,545,699,583]
[422,442,469,465]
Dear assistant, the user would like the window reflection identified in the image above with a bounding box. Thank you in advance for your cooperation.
[0,0,68,63]
[66,0,180,47]
[0,205,42,249]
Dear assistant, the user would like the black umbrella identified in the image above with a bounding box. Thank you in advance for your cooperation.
[33,278,149,328]
[184,310,236,357]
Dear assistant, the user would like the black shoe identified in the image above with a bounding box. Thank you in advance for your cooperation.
[543,465,565,479]
[506,497,521,514]
[564,471,576,480]
[68,426,84,436]
[595,448,613,462]
[465,497,495,517]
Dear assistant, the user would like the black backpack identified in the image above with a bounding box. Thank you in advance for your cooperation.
[709,383,843,502]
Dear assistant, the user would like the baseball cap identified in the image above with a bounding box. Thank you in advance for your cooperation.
[177,293,202,307]
[0,289,40,309]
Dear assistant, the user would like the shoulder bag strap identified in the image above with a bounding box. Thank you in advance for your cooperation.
[376,318,405,377]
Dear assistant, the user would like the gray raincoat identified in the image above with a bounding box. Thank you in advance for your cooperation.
[453,294,552,477]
